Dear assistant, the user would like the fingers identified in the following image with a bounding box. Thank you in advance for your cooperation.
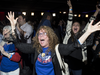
[94,21,100,31]
[13,12,14,18]
[16,17,18,21]
[6,15,10,20]
[96,21,100,26]
[90,20,94,25]
[6,11,14,18]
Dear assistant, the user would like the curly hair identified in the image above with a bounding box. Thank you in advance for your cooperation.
[33,26,59,53]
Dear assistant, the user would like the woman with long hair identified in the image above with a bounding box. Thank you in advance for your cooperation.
[4,11,100,75]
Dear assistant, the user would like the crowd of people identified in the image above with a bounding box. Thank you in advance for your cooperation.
[0,0,100,75]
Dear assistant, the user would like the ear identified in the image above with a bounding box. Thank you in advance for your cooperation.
[23,18,26,22]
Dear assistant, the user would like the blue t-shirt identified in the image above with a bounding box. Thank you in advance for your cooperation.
[0,44,19,72]
[35,47,55,75]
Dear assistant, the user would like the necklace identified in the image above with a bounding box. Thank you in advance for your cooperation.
[41,53,45,57]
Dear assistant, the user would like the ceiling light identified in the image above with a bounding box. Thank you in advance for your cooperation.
[41,12,44,16]
[78,14,81,17]
[85,14,88,18]
[22,12,26,16]
[31,12,34,16]
[74,14,77,17]
[63,12,66,14]
[52,13,56,17]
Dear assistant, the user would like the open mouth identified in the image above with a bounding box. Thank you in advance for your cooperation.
[74,28,77,31]
[40,39,45,41]
[40,39,45,46]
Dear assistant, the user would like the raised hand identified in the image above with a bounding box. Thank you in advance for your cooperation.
[78,20,100,45]
[87,20,100,33]
[96,5,100,12]
[6,11,18,32]
[67,0,72,7]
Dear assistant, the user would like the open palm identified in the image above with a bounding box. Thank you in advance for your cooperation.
[87,20,100,33]
[6,11,18,28]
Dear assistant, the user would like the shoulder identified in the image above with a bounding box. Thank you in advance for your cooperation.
[44,19,50,23]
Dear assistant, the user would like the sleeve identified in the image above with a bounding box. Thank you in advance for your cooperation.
[63,13,73,44]
[15,43,35,54]
[24,25,33,39]
[82,15,96,32]
[65,13,73,33]
[58,40,81,56]
[10,48,21,62]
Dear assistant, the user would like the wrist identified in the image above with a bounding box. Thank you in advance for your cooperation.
[86,30,91,35]
[69,9,72,11]
[69,6,72,9]
[95,44,97,46]
[6,53,12,59]
[3,52,8,56]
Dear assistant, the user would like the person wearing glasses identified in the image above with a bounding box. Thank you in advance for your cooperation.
[0,25,21,75]
[3,11,100,75]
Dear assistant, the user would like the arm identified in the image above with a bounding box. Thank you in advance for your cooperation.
[0,45,21,62]
[6,12,35,54]
[58,43,79,55]
[0,46,20,62]
[0,45,12,59]
[65,0,73,33]
[79,20,100,45]
[92,40,99,50]
[15,43,35,53]
[82,5,100,32]
[63,0,73,44]
[16,23,26,35]
[24,25,33,39]
[10,48,21,62]
[58,20,100,55]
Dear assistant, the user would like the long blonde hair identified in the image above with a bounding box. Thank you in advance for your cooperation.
[33,26,59,53]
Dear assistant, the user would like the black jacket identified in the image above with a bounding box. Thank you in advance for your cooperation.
[14,41,81,75]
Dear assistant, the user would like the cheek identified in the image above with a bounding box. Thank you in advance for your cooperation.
[72,27,74,31]
[45,37,49,43]
[77,26,80,30]
[38,37,40,42]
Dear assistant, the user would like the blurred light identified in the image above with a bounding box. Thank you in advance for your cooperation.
[41,12,44,16]
[52,13,56,17]
[22,12,26,16]
[74,14,77,17]
[31,12,34,16]
[63,12,66,14]
[78,14,81,17]
[59,11,61,13]
[85,14,88,18]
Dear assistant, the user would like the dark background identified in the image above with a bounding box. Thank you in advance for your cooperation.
[0,0,100,24]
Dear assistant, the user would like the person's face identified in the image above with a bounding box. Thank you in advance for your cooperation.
[3,29,10,39]
[59,20,63,26]
[47,16,51,21]
[38,29,49,48]
[72,22,80,34]
[18,16,25,26]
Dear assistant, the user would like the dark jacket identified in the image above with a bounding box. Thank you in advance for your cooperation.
[14,41,81,75]
[37,19,52,29]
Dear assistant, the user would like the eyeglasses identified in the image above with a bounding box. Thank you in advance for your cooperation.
[38,32,47,36]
